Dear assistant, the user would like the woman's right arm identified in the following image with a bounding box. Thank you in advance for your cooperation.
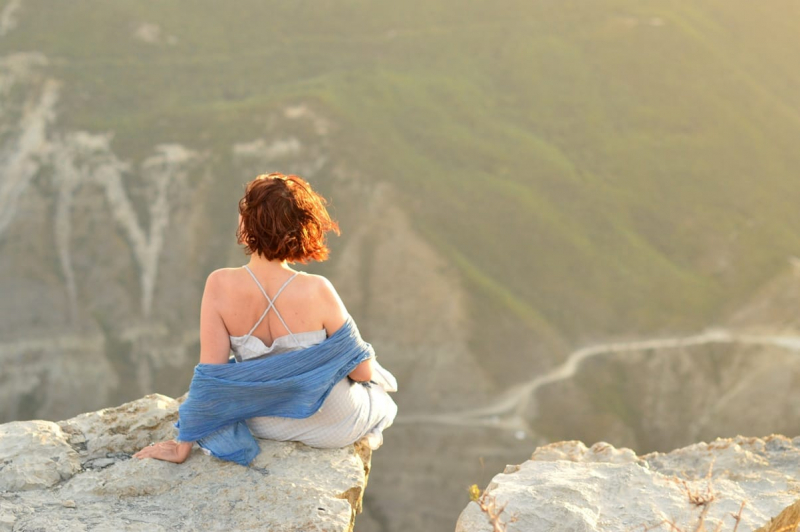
[135,271,231,463]
[318,276,373,382]
[199,270,234,365]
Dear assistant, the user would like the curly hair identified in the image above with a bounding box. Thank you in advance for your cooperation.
[236,173,340,263]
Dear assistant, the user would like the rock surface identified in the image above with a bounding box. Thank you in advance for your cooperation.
[0,394,372,532]
[456,435,800,532]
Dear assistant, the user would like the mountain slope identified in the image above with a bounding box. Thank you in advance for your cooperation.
[2,2,800,532]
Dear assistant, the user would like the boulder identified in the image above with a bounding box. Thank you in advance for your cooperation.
[0,421,81,491]
[456,436,800,532]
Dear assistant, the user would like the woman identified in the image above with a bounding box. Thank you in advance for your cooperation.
[133,173,397,464]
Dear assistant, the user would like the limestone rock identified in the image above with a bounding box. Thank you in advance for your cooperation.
[0,420,81,491]
[0,394,371,532]
[56,392,185,461]
[456,435,800,532]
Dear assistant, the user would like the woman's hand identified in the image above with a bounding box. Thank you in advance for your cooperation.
[133,440,193,464]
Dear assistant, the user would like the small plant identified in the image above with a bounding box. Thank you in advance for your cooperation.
[630,500,745,532]
[468,484,482,502]
[629,460,750,532]
[467,484,518,532]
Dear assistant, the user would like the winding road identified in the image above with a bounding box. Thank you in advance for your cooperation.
[395,329,800,430]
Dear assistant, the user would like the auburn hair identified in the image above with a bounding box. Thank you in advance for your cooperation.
[237,173,340,263]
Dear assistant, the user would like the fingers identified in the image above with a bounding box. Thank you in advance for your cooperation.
[132,441,186,463]
[133,448,152,459]
[135,449,162,460]
[133,443,159,459]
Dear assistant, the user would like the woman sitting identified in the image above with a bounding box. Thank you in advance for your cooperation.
[134,173,397,464]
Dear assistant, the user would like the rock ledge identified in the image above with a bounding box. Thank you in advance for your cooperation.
[457,435,800,532]
[0,394,371,532]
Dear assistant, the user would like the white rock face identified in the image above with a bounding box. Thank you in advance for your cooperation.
[0,421,81,491]
[0,394,371,532]
[456,437,800,532]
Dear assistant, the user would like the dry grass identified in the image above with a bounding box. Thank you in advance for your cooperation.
[468,484,518,532]
[632,457,798,532]
[475,491,518,532]
[469,455,800,532]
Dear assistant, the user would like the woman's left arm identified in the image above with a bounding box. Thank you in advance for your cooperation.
[134,271,232,463]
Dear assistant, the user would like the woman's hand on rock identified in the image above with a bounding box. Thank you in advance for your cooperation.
[133,440,193,463]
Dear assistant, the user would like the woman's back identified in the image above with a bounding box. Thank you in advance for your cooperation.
[197,263,372,382]
[208,264,395,450]
[211,266,339,348]
[226,266,328,361]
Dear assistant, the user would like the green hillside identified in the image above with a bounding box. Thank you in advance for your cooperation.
[5,0,800,350]
[7,3,800,531]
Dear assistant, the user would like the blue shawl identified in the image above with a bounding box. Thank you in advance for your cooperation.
[174,316,374,465]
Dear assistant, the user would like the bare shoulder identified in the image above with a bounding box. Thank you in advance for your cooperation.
[203,268,253,309]
[299,273,341,302]
[300,273,348,333]
[300,271,334,289]
[204,267,239,291]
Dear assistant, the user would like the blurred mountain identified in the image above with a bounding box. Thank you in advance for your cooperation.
[1,2,800,531]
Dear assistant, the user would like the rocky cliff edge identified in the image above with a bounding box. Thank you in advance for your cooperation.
[0,394,371,532]
[457,435,800,532]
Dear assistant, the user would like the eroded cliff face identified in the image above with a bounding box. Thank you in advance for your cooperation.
[457,435,800,532]
[0,394,372,532]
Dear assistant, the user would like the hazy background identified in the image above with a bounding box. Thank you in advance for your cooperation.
[3,1,800,531]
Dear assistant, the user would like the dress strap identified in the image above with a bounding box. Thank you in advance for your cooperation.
[241,266,302,346]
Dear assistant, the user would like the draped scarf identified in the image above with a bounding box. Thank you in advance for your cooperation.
[174,316,374,465]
